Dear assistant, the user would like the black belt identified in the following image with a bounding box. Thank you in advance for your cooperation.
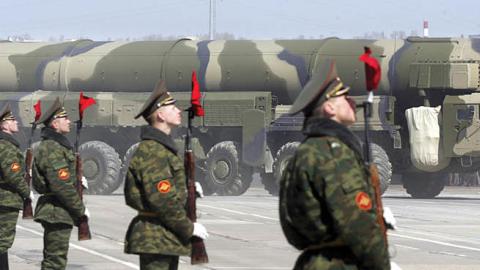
[297,246,357,266]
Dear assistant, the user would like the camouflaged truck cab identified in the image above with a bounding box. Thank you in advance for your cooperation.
[0,37,478,197]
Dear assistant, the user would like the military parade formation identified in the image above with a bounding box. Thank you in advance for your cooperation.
[0,44,407,270]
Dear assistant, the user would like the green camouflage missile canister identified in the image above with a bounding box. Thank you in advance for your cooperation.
[0,37,478,198]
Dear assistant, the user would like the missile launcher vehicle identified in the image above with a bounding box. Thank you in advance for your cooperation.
[0,37,479,197]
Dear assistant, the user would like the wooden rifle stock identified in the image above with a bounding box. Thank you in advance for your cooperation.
[22,148,34,219]
[76,153,91,241]
[185,108,208,264]
[369,163,388,244]
[185,149,209,264]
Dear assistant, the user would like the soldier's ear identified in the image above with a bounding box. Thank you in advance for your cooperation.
[155,108,167,123]
[322,101,336,118]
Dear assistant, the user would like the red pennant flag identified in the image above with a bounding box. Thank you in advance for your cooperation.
[191,70,205,117]
[359,46,381,91]
[79,92,96,120]
[33,100,42,121]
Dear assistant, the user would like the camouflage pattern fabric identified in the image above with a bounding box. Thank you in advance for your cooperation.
[0,131,29,253]
[0,209,19,253]
[279,118,390,270]
[40,222,73,270]
[33,127,85,225]
[0,131,29,210]
[124,125,193,256]
[140,254,179,270]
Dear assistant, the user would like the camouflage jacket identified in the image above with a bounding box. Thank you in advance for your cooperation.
[124,125,193,256]
[32,127,85,226]
[279,117,390,270]
[0,131,29,210]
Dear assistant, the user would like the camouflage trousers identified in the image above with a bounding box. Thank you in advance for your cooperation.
[0,208,19,253]
[294,249,358,270]
[139,254,179,270]
[40,222,73,270]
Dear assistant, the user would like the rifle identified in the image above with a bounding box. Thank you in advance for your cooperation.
[185,71,208,264]
[22,122,36,219]
[75,92,95,241]
[361,97,387,243]
[23,100,41,219]
[359,47,388,244]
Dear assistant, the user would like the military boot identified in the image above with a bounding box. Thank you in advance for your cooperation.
[0,252,9,270]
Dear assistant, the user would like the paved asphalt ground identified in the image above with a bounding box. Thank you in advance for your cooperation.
[9,183,480,270]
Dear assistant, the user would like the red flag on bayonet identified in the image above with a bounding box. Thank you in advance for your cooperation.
[33,100,41,121]
[191,70,205,117]
[79,92,96,120]
[359,46,381,91]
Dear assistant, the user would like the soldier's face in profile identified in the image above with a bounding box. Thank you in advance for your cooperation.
[1,119,18,133]
[52,116,71,134]
[158,104,182,127]
[331,95,356,126]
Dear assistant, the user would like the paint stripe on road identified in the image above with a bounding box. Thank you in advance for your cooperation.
[198,204,278,221]
[17,225,139,269]
[390,232,480,252]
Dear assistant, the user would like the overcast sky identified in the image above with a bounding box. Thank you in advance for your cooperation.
[1,0,478,41]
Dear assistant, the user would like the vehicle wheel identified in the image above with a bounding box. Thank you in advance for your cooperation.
[262,142,300,196]
[117,142,140,192]
[371,143,392,194]
[204,141,253,196]
[79,141,122,195]
[402,172,447,198]
[460,172,479,186]
[195,165,215,196]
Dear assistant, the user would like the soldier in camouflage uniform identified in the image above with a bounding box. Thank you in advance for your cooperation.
[124,81,208,270]
[32,97,90,270]
[279,61,390,270]
[0,104,33,270]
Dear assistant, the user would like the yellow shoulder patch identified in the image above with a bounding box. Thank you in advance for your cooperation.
[355,191,372,211]
[10,162,21,173]
[157,180,171,193]
[57,168,70,181]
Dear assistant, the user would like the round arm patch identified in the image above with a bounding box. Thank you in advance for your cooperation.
[57,168,70,181]
[355,191,372,211]
[10,162,21,173]
[157,179,171,193]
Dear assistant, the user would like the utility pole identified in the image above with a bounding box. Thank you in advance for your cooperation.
[209,0,216,40]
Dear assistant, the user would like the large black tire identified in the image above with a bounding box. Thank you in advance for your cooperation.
[195,165,215,196]
[371,143,392,194]
[80,141,122,195]
[204,141,253,196]
[402,172,447,198]
[262,142,300,196]
[117,142,140,192]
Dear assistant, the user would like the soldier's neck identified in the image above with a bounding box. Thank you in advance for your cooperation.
[151,122,171,135]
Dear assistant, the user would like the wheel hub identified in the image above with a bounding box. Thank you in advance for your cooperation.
[213,160,230,182]
[83,159,99,179]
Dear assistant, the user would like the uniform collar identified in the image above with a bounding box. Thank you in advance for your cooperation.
[41,127,73,150]
[140,125,178,155]
[0,130,20,147]
[303,117,363,159]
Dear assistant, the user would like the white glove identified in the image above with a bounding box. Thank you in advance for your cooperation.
[29,190,35,201]
[193,222,208,240]
[383,207,397,230]
[391,262,402,270]
[195,182,204,198]
[81,176,89,189]
[84,208,91,219]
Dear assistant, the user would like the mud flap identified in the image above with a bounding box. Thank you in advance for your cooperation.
[242,109,266,167]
